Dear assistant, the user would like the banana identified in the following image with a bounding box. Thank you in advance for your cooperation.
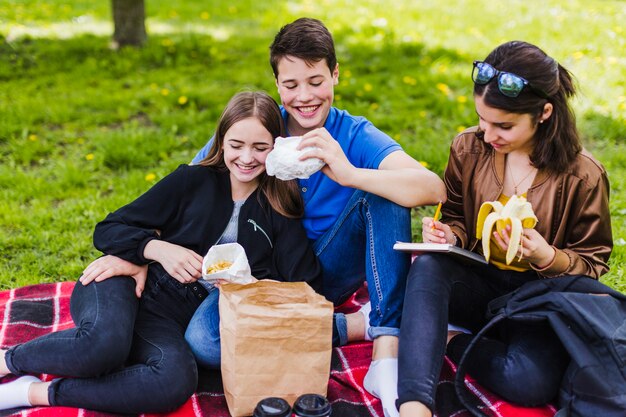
[475,195,538,264]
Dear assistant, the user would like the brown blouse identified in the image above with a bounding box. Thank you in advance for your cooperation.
[442,127,612,279]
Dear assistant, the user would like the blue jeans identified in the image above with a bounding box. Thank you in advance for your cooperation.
[397,254,570,411]
[5,264,206,414]
[314,190,411,339]
[185,287,221,369]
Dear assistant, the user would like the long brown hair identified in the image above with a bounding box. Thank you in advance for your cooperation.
[198,91,304,218]
[474,41,582,173]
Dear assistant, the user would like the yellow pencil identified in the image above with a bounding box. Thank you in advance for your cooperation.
[431,201,443,231]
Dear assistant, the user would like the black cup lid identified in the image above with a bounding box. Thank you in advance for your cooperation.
[293,394,331,416]
[253,397,291,417]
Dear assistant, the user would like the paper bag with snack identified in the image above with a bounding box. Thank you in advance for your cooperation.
[219,280,333,417]
[202,243,256,284]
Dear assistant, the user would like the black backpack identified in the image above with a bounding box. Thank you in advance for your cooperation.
[454,275,626,417]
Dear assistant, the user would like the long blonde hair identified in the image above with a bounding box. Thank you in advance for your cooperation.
[198,91,304,218]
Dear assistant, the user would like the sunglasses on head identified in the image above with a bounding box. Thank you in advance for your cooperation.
[472,61,549,99]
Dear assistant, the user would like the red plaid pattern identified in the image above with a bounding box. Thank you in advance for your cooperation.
[0,282,556,417]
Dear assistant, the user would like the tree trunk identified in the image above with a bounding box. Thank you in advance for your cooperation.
[111,0,147,48]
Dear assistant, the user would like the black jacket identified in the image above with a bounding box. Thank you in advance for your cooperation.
[93,164,322,291]
[455,275,626,417]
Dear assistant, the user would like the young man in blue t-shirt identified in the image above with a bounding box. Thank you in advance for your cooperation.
[83,18,446,417]
[192,18,446,417]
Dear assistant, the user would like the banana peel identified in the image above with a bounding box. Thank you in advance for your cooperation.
[475,195,538,264]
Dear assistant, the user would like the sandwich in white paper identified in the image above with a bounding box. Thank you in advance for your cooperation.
[265,136,325,180]
[202,243,256,284]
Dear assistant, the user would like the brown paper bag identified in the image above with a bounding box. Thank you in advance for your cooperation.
[219,280,333,417]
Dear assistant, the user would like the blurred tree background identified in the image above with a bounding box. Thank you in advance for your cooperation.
[111,0,146,48]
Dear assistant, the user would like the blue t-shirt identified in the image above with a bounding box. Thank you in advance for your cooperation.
[191,107,401,240]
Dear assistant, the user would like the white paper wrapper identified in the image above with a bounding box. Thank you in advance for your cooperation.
[202,243,256,284]
[265,136,325,180]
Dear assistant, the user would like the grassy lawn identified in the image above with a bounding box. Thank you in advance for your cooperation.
[1,0,624,291]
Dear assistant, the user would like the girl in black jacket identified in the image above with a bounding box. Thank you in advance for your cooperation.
[0,91,321,413]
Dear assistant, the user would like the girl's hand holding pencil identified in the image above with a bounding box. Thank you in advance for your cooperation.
[422,202,456,245]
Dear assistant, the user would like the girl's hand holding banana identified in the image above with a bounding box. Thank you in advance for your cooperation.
[493,226,556,268]
[476,195,555,267]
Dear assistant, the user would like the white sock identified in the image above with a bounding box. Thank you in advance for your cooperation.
[363,358,399,417]
[0,375,40,409]
[359,301,372,341]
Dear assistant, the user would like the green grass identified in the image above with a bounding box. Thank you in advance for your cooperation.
[1,0,625,291]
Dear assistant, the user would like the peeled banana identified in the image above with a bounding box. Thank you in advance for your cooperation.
[475,195,538,264]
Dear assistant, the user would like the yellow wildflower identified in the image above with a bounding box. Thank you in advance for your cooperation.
[436,83,450,95]
[364,83,373,92]
[28,134,37,141]
[457,126,467,133]
[403,76,417,86]
[572,51,584,60]
[85,153,94,161]
[419,161,429,168]
[200,12,210,20]
[161,38,174,47]
[145,173,157,182]
[161,89,170,96]
[343,69,352,78]
[370,103,379,110]
[457,95,467,103]
[178,96,188,105]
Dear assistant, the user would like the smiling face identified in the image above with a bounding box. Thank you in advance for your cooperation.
[223,117,274,197]
[275,55,338,136]
[474,94,543,156]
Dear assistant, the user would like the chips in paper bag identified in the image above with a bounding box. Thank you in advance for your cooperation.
[202,243,256,284]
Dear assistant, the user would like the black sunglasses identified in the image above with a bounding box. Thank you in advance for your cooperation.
[472,61,549,99]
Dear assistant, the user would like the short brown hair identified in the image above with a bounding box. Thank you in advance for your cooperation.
[199,91,303,218]
[269,17,337,78]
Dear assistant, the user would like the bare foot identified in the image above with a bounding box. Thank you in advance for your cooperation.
[399,401,432,417]
[345,311,365,342]
[29,381,52,406]
[447,330,463,345]
[0,350,10,376]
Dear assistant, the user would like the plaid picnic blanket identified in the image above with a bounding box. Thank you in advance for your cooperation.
[0,282,556,417]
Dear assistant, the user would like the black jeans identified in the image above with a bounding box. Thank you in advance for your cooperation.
[397,254,569,411]
[6,264,206,414]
